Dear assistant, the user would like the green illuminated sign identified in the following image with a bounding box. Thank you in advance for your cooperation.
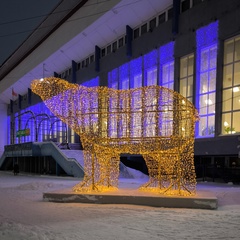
[16,128,30,137]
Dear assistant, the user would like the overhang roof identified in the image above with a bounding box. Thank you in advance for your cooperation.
[0,0,88,81]
[0,0,172,104]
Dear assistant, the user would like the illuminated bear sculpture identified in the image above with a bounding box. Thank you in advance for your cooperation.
[31,77,198,196]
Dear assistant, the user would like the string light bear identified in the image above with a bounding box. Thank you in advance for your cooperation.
[31,77,198,196]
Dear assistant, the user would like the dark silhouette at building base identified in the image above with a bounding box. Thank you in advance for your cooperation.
[13,163,19,175]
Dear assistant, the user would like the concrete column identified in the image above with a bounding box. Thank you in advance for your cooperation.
[71,60,77,83]
[95,45,100,72]
[172,0,180,35]
[0,103,8,157]
[126,25,133,58]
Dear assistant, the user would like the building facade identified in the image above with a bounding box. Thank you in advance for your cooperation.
[1,0,240,182]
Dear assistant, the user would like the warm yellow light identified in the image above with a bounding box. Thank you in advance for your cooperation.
[224,121,229,127]
[233,87,239,92]
[31,77,199,196]
[204,99,213,105]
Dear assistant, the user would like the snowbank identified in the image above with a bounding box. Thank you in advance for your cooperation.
[0,171,240,240]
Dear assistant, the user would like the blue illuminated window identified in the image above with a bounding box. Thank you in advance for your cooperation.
[119,63,130,90]
[107,41,175,138]
[158,42,175,136]
[131,89,142,138]
[109,95,118,138]
[196,21,218,138]
[159,42,175,89]
[81,77,99,87]
[14,113,19,144]
[161,62,174,89]
[7,116,11,144]
[130,57,142,88]
[108,68,118,89]
[11,102,68,144]
[144,50,158,86]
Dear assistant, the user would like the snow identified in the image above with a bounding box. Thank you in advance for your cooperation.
[0,171,240,240]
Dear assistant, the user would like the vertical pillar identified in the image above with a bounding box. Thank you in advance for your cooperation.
[192,48,197,107]
[174,57,180,92]
[10,100,13,113]
[172,0,180,35]
[18,94,22,110]
[72,60,77,83]
[54,72,59,78]
[126,25,133,57]
[95,45,100,72]
[173,57,182,136]
[56,162,60,176]
[215,39,224,136]
[28,88,32,105]
[0,103,8,157]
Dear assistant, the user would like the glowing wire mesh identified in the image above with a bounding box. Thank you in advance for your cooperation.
[31,77,198,196]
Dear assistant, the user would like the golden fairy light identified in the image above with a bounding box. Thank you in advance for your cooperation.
[31,77,199,196]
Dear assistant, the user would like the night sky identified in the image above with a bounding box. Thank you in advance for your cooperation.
[0,0,61,66]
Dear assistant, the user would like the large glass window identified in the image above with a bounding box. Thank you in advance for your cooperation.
[197,44,217,137]
[196,21,218,138]
[108,68,118,89]
[14,112,19,144]
[144,50,158,86]
[158,42,175,136]
[161,61,174,89]
[131,89,142,138]
[7,116,11,145]
[119,63,129,90]
[81,77,99,87]
[12,102,68,144]
[159,42,175,90]
[107,42,175,138]
[130,57,142,88]
[222,36,240,134]
[180,54,194,102]
[130,57,143,138]
[146,67,157,86]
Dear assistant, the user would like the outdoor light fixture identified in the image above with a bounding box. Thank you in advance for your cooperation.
[31,77,198,196]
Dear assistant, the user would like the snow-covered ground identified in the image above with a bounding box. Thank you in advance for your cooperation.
[0,171,240,240]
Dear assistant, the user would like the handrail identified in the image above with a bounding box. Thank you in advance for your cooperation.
[0,142,84,178]
[40,141,84,177]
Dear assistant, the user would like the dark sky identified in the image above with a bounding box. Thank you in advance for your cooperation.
[0,0,61,66]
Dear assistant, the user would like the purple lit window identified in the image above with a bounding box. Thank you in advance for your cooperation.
[196,21,218,138]
[14,113,19,144]
[11,102,68,144]
[7,116,11,144]
[109,93,118,138]
[143,88,158,137]
[131,89,142,138]
[81,77,99,87]
[108,68,118,89]
[159,41,175,89]
[130,56,142,88]
[158,42,175,135]
[144,50,158,86]
[119,63,129,90]
[81,77,100,135]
